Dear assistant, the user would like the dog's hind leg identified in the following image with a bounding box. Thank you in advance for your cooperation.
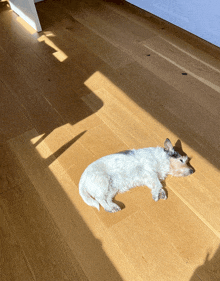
[96,198,121,213]
[96,187,121,213]
[106,189,121,212]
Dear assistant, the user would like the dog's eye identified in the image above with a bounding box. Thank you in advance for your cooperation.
[180,159,183,163]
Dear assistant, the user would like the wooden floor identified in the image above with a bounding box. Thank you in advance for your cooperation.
[1,0,220,280]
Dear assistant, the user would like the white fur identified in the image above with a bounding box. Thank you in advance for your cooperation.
[79,139,193,212]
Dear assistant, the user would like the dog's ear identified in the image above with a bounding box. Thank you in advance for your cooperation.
[164,138,175,155]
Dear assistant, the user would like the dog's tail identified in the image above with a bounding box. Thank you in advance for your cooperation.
[79,185,100,211]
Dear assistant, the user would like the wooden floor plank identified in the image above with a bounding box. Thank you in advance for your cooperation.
[63,0,220,156]
[0,80,32,141]
[0,201,34,281]
[0,54,64,135]
[110,211,202,281]
[142,36,220,87]
[82,88,162,147]
[37,0,134,70]
[0,146,89,281]
[111,186,220,268]
[1,0,220,280]
[8,129,138,281]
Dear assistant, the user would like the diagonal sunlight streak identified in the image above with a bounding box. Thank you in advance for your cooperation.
[8,127,125,280]
[38,34,68,62]
[22,69,220,279]
[82,71,220,237]
[26,125,134,280]
[144,44,220,93]
[16,16,37,34]
[29,125,104,237]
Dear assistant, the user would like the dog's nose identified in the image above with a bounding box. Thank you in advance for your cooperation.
[189,169,194,174]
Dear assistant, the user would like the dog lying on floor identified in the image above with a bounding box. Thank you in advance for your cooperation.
[79,138,193,212]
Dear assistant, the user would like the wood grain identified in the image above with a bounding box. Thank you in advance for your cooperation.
[1,0,220,280]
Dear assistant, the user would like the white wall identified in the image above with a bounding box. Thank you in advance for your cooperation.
[126,0,220,47]
[9,0,42,32]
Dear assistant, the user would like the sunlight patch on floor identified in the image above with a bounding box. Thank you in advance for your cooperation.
[38,34,68,62]
[16,16,37,34]
[84,71,158,118]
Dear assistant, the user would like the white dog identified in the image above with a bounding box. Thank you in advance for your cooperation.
[79,138,193,212]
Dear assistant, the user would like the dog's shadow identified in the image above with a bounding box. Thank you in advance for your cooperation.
[112,198,125,210]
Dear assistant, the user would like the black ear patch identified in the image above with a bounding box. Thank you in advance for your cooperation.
[164,138,181,158]
[171,151,181,158]
[164,148,180,158]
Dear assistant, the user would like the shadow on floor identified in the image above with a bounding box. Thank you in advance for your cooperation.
[0,136,124,280]
[190,246,220,281]
[33,0,220,171]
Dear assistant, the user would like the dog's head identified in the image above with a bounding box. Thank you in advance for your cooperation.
[164,138,194,177]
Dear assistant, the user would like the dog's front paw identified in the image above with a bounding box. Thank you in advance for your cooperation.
[152,195,159,202]
[112,205,121,213]
[160,189,167,200]
[106,204,121,213]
